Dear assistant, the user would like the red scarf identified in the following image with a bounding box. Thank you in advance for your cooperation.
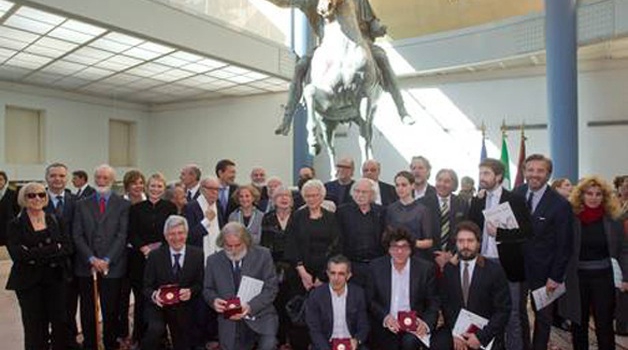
[578,205,605,225]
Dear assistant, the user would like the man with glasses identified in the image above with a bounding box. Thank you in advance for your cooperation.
[367,228,439,350]
[325,157,355,206]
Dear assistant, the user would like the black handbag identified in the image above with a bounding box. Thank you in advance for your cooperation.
[285,293,308,326]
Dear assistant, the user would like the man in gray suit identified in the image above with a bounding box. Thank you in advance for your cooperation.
[73,164,130,350]
[203,222,278,350]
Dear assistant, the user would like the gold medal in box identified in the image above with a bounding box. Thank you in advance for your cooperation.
[398,310,418,332]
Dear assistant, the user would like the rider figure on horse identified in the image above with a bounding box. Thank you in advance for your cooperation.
[266,0,413,135]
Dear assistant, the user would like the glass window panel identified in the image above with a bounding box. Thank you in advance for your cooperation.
[93,59,128,71]
[104,32,143,46]
[133,62,170,74]
[73,66,113,79]
[0,37,29,50]
[126,78,162,89]
[206,69,236,80]
[244,71,268,80]
[5,15,55,34]
[180,62,212,73]
[24,43,67,58]
[89,38,131,53]
[101,73,141,85]
[61,19,106,36]
[16,6,65,25]
[160,68,194,80]
[138,42,174,54]
[48,27,93,44]
[222,66,249,75]
[151,73,182,83]
[41,60,85,75]
[226,75,257,84]
[155,55,188,68]
[64,52,102,65]
[24,71,63,84]
[73,47,114,60]
[55,77,91,88]
[0,47,16,59]
[0,65,30,79]
[8,52,51,65]
[204,79,237,89]
[35,37,77,51]
[104,54,143,67]
[0,25,40,43]
[124,47,161,60]
[0,0,14,12]
[170,51,203,62]
[197,58,227,69]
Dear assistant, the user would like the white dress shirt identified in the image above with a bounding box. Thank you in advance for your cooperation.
[389,258,411,316]
[482,186,502,258]
[330,284,351,339]
[197,195,221,263]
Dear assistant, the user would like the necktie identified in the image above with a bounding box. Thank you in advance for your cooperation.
[76,189,82,198]
[55,195,64,216]
[527,192,534,212]
[440,199,450,250]
[232,260,241,291]
[186,190,192,202]
[99,197,106,215]
[173,253,182,279]
[462,262,470,306]
[219,187,228,213]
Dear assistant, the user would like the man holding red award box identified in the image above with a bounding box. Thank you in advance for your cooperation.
[203,222,279,350]
[142,215,205,350]
[367,228,439,350]
[305,255,369,350]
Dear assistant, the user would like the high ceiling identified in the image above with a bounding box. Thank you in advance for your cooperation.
[0,0,289,105]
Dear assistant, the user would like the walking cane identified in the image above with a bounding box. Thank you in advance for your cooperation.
[92,270,104,350]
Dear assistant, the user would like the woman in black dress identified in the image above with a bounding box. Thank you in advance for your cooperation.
[128,173,177,346]
[5,182,73,350]
[261,186,294,350]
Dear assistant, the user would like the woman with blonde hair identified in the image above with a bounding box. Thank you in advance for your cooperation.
[560,176,628,349]
[228,184,265,245]
[5,182,73,350]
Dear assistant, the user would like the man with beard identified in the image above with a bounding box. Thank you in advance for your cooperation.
[467,158,532,350]
[203,222,279,350]
[73,164,130,350]
[433,221,511,350]
[250,167,270,212]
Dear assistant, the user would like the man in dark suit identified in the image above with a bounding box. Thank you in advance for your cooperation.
[325,157,355,206]
[180,164,202,202]
[0,170,19,246]
[250,166,270,212]
[73,164,131,350]
[305,255,369,350]
[204,222,278,350]
[362,159,398,206]
[410,156,440,248]
[433,221,511,350]
[142,215,204,350]
[468,158,532,350]
[514,154,573,350]
[72,169,96,200]
[367,228,439,350]
[433,169,469,271]
[44,163,81,349]
[216,159,239,227]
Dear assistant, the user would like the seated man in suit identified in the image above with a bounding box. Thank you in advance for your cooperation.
[362,159,397,206]
[367,228,439,350]
[305,255,370,350]
[204,222,279,350]
[433,221,511,350]
[142,215,204,350]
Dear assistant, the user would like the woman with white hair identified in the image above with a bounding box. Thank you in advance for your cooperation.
[5,182,74,350]
[285,179,341,350]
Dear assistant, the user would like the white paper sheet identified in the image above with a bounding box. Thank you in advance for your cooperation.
[531,283,566,311]
[452,309,494,350]
[612,258,623,289]
[237,276,264,304]
[482,202,519,229]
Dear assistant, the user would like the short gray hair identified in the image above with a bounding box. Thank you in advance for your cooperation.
[163,215,189,236]
[216,222,252,249]
[94,164,116,182]
[301,178,326,198]
[350,178,378,203]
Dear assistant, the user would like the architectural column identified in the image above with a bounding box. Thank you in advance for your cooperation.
[545,0,578,181]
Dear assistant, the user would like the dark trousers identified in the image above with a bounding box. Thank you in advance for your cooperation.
[79,276,122,350]
[117,274,131,340]
[190,296,218,347]
[16,279,68,350]
[142,302,192,350]
[66,277,81,347]
[431,328,505,350]
[571,268,616,350]
[373,327,426,350]
[529,284,555,350]
[130,275,147,343]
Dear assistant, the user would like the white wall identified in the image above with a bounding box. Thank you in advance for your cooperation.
[0,84,150,183]
[321,66,628,185]
[147,93,293,185]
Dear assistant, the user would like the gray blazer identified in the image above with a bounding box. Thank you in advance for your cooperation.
[203,245,278,350]
[559,216,628,324]
[73,193,130,278]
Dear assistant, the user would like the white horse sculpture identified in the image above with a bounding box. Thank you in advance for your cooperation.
[304,0,382,167]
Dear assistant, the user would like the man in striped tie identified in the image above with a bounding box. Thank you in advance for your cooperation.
[433,169,469,272]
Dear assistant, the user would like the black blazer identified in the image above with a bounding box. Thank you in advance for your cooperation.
[514,185,573,288]
[184,200,223,248]
[143,244,204,302]
[438,194,469,252]
[5,212,74,291]
[0,188,19,246]
[218,184,239,227]
[416,185,441,243]
[378,181,398,207]
[44,189,76,237]
[76,185,96,201]
[440,256,511,348]
[306,283,370,350]
[468,189,532,282]
[325,179,355,206]
[367,256,439,330]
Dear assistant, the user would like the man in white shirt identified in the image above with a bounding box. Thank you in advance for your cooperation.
[306,255,369,350]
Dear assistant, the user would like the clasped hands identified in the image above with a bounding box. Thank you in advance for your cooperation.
[152,287,192,308]
[383,313,429,337]
[213,298,251,321]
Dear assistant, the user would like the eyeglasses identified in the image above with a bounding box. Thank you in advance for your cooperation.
[26,192,47,199]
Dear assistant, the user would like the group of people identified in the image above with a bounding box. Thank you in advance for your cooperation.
[0,154,627,350]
